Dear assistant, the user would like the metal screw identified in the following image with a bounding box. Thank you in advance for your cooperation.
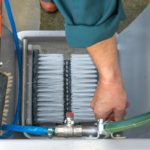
[0,61,3,67]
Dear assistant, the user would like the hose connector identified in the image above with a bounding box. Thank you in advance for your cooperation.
[48,128,55,138]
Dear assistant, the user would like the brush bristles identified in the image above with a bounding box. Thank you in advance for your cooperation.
[35,54,64,124]
[71,54,98,123]
[1,72,13,135]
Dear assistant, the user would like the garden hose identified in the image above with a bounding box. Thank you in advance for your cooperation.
[104,112,150,134]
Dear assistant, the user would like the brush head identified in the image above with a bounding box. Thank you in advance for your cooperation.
[71,54,98,123]
[30,53,98,125]
[32,54,65,124]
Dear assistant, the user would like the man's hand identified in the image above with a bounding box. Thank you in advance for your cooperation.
[87,36,128,121]
[91,80,128,121]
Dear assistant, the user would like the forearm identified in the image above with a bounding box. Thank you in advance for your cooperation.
[53,0,127,121]
[87,36,128,121]
[87,36,123,84]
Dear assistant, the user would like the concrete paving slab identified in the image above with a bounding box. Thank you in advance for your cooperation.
[3,0,40,31]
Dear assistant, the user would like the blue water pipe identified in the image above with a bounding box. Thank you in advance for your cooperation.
[0,0,50,139]
[2,125,49,136]
[0,0,22,139]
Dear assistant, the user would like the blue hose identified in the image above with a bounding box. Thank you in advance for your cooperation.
[0,0,50,139]
[2,125,49,136]
[0,0,22,139]
[5,0,22,125]
[4,0,22,124]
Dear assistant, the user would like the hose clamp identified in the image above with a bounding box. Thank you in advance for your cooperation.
[98,120,126,139]
[48,128,55,138]
[97,119,110,138]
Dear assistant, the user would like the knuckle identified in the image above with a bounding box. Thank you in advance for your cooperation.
[90,102,94,109]
[93,107,100,114]
[116,106,125,112]
[115,104,125,111]
[93,108,111,120]
[95,112,106,120]
[117,102,127,111]
[91,104,94,109]
[121,105,126,110]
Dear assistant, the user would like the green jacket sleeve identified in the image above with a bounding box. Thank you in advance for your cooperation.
[53,0,126,48]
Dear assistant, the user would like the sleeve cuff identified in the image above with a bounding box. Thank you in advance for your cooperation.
[65,16,125,48]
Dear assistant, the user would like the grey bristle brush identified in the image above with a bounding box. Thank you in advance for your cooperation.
[71,54,98,123]
[33,54,64,124]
